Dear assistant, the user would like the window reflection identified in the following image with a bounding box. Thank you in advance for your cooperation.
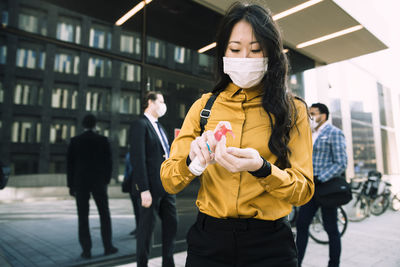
[378,83,394,128]
[0,81,4,103]
[16,44,46,70]
[0,36,6,64]
[49,121,76,144]
[54,51,79,74]
[120,33,141,56]
[351,101,376,175]
[14,80,43,106]
[89,24,112,50]
[18,6,47,36]
[88,56,112,78]
[52,85,77,109]
[86,88,110,112]
[120,63,141,82]
[11,119,41,143]
[120,90,140,115]
[174,46,186,63]
[198,53,213,76]
[147,38,166,60]
[56,16,81,44]
[119,124,130,147]
[330,99,342,130]
[289,73,305,98]
[1,9,8,26]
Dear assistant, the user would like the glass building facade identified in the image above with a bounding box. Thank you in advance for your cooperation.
[0,0,314,177]
[304,61,400,178]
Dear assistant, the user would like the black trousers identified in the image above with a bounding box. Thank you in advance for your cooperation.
[130,192,140,228]
[296,197,341,267]
[185,212,298,267]
[75,186,113,252]
[136,193,178,267]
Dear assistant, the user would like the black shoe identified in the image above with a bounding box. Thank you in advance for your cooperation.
[129,229,137,236]
[104,246,118,256]
[81,251,91,259]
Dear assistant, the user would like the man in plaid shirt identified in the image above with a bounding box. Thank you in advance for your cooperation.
[296,103,347,267]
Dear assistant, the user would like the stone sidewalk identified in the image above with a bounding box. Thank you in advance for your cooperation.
[119,209,400,267]
[1,198,400,267]
[0,198,138,267]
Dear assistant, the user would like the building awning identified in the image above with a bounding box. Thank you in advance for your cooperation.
[194,0,388,65]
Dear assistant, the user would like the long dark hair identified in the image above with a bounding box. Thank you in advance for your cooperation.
[212,2,297,168]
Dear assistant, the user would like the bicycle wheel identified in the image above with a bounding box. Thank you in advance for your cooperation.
[309,207,347,244]
[370,194,390,215]
[391,194,400,211]
[347,193,369,222]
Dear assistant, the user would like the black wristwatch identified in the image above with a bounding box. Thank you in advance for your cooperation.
[248,156,271,178]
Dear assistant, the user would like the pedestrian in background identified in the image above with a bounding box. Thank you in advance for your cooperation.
[161,2,314,267]
[296,103,347,267]
[122,151,140,236]
[67,114,118,259]
[129,91,177,267]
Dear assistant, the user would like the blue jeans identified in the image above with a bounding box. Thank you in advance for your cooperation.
[296,197,341,267]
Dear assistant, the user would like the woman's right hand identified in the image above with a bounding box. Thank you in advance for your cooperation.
[189,130,217,166]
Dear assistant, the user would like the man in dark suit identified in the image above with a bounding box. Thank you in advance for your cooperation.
[129,91,177,267]
[67,114,118,259]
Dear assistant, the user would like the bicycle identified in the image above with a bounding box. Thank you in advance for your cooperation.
[308,206,348,244]
[289,205,348,244]
[348,171,390,221]
[370,180,391,215]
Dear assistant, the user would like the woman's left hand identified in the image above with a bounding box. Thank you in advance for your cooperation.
[214,136,264,172]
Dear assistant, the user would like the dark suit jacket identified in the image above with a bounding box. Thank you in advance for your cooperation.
[67,130,112,190]
[129,115,169,197]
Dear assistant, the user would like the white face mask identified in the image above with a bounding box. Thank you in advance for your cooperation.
[310,117,318,130]
[223,57,268,88]
[156,103,167,118]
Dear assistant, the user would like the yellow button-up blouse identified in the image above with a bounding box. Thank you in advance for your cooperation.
[160,83,314,220]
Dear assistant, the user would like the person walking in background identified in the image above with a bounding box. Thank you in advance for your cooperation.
[122,151,140,236]
[160,2,314,266]
[296,103,347,267]
[67,114,118,259]
[129,91,177,267]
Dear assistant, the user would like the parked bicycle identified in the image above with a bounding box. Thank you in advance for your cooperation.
[289,205,348,244]
[348,170,391,222]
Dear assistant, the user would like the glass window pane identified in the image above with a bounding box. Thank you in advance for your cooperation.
[56,15,81,44]
[14,80,43,106]
[88,56,112,78]
[89,24,112,50]
[351,102,376,176]
[18,7,47,36]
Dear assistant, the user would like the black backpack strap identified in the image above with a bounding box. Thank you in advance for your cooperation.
[200,93,218,135]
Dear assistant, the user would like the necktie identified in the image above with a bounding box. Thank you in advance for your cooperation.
[155,121,170,158]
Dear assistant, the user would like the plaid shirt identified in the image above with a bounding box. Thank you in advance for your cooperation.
[313,123,347,183]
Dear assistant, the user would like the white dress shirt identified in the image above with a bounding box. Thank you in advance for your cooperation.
[312,121,328,145]
[144,112,169,159]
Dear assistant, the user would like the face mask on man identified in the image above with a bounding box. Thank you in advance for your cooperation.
[223,57,268,88]
[310,115,322,131]
[156,103,167,118]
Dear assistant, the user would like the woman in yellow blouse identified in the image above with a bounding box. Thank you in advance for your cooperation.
[161,2,314,267]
